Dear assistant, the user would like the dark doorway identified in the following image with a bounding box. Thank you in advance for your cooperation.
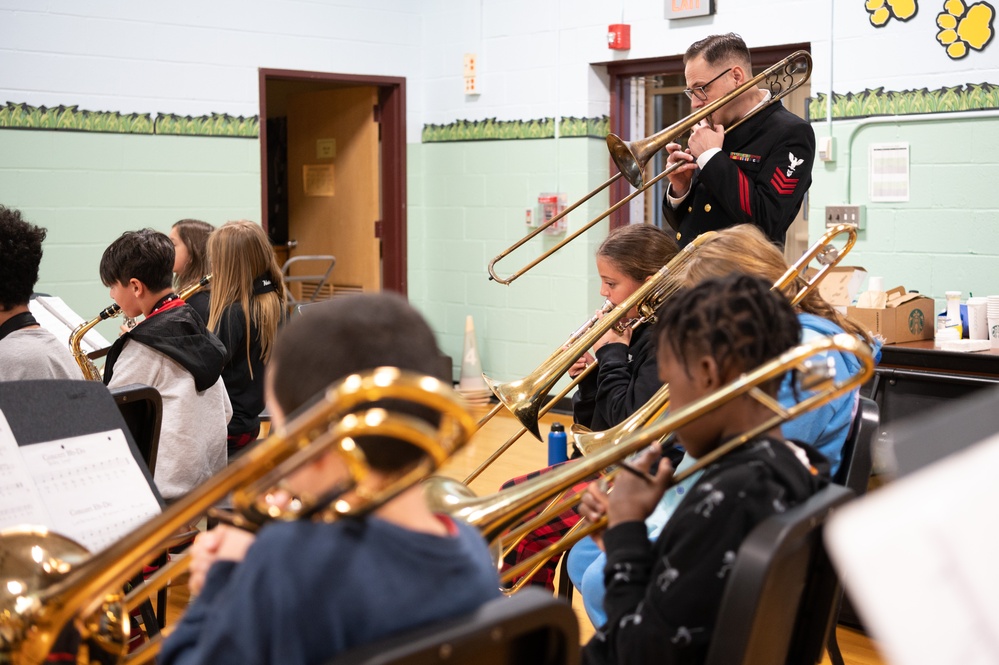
[259,69,408,295]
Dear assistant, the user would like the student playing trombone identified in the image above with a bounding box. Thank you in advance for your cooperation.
[580,273,828,665]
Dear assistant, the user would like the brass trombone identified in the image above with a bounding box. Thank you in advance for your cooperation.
[487,50,812,285]
[68,275,213,381]
[425,333,874,591]
[0,367,475,665]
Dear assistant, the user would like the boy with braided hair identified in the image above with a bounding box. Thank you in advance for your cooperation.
[580,273,828,665]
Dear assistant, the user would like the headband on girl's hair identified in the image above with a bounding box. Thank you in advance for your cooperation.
[253,275,278,295]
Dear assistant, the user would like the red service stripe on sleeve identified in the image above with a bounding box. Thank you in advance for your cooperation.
[738,170,751,216]
[771,167,799,195]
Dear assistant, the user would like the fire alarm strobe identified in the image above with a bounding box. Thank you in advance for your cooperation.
[607,24,630,50]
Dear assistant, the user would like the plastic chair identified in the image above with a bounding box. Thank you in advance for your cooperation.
[281,255,336,314]
[704,483,855,665]
[826,397,879,664]
[327,588,579,665]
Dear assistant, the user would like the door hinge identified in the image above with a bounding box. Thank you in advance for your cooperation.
[374,220,383,238]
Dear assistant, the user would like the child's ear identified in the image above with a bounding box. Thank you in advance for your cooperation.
[128,278,144,297]
[696,355,721,390]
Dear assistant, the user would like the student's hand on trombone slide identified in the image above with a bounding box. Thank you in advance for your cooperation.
[579,445,675,551]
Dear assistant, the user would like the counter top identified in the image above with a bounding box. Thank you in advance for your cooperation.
[878,340,999,377]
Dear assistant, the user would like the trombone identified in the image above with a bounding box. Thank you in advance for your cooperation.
[69,275,213,381]
[487,50,812,285]
[0,367,475,665]
[425,333,875,591]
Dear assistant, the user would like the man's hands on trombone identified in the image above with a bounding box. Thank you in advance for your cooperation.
[665,118,724,198]
[578,445,675,550]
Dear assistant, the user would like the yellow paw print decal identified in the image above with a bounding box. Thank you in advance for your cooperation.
[867,0,919,25]
[937,0,995,58]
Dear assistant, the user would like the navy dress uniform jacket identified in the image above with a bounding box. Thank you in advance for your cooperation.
[662,101,815,248]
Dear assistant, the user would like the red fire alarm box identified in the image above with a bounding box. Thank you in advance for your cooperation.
[607,24,630,50]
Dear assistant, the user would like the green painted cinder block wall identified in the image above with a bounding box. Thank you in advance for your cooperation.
[0,128,610,384]
[807,114,999,311]
[0,129,260,343]
[408,137,611,385]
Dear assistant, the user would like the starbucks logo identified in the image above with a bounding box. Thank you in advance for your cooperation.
[908,309,925,334]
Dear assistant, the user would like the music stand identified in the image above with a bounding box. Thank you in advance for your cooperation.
[0,380,161,504]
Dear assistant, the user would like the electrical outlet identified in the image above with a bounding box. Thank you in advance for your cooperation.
[825,205,864,229]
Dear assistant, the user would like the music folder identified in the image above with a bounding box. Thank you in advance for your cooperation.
[0,380,163,554]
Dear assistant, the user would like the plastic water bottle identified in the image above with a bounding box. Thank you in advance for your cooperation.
[547,422,568,466]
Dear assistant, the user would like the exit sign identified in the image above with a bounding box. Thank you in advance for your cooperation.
[667,0,714,19]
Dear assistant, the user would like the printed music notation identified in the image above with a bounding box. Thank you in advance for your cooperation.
[0,408,161,553]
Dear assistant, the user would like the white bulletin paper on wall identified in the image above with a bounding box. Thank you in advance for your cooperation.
[0,409,161,553]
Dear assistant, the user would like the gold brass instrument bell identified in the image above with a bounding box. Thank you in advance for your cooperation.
[487,50,812,286]
[0,367,475,665]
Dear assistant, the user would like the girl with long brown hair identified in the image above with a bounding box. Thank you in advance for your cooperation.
[207,221,286,459]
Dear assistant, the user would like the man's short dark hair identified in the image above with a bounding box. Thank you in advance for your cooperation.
[684,32,752,68]
[0,206,46,310]
[270,292,447,472]
[99,229,174,291]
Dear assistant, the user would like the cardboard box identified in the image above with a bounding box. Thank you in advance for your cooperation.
[814,266,868,314]
[848,286,934,344]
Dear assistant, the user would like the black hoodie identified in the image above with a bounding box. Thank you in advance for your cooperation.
[103,302,226,392]
[583,437,828,665]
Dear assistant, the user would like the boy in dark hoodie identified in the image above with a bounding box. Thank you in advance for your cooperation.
[579,274,828,665]
[100,229,231,501]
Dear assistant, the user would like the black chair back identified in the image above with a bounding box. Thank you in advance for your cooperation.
[327,588,579,665]
[704,483,855,665]
[833,396,879,496]
[109,383,163,474]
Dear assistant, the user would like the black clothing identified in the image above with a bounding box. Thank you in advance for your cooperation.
[571,321,660,432]
[103,303,226,392]
[582,437,827,665]
[214,303,267,437]
[185,290,210,326]
[0,311,38,341]
[663,102,815,248]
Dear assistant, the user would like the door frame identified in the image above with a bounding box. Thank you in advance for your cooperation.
[258,69,408,295]
[597,43,810,229]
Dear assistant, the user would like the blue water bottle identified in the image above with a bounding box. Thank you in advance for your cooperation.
[547,421,568,466]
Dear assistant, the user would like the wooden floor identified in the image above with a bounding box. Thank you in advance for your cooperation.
[163,403,886,664]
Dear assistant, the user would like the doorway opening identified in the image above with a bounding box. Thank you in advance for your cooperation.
[259,69,408,296]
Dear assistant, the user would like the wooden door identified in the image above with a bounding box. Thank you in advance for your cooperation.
[286,87,381,295]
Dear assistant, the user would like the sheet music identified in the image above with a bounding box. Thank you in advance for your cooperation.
[0,410,49,527]
[0,409,161,553]
[827,433,999,665]
[29,295,112,353]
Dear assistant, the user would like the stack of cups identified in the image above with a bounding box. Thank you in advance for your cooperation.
[988,296,999,349]
[967,297,988,340]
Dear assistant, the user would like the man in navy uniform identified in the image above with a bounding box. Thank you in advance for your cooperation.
[662,33,814,248]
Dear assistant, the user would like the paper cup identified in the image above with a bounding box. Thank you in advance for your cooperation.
[968,297,988,340]
[990,317,999,349]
